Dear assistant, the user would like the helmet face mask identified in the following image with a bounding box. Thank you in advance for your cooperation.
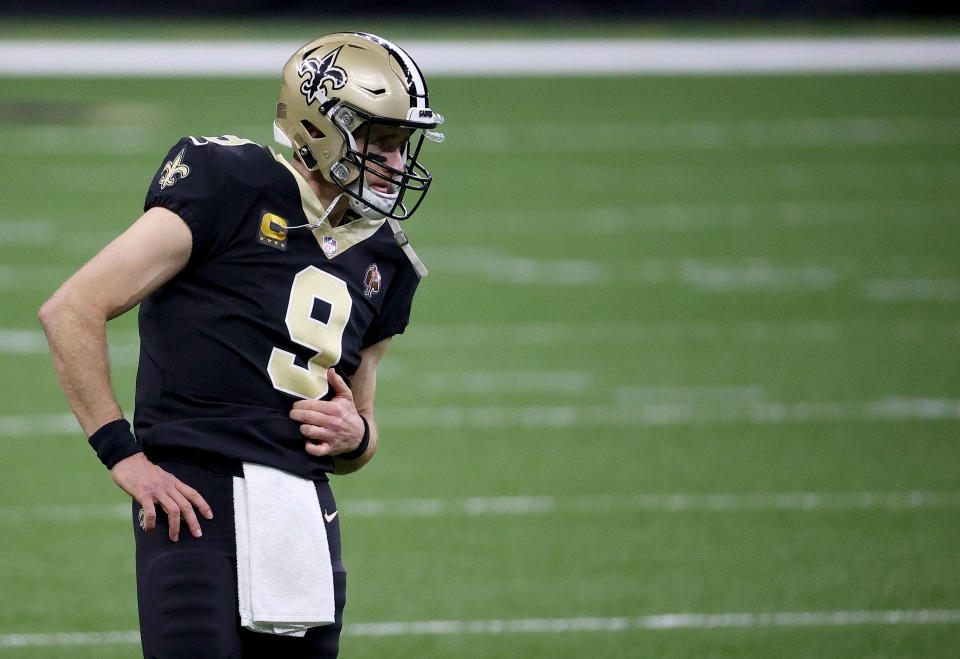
[274,32,443,221]
[338,111,433,221]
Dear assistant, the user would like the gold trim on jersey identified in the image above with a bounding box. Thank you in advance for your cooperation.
[271,149,384,258]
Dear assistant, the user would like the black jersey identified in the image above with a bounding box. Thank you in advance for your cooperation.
[134,136,419,480]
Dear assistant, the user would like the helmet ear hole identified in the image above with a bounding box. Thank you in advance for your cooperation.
[300,120,325,139]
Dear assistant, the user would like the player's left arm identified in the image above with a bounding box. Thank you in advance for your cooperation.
[290,337,392,474]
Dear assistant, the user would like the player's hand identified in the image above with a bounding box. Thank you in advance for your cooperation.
[110,453,213,542]
[290,368,366,458]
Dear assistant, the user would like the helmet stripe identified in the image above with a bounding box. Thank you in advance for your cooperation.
[348,32,427,109]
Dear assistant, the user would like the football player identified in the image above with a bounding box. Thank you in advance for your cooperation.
[39,32,443,657]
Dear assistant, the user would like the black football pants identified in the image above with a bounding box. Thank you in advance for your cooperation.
[132,459,346,658]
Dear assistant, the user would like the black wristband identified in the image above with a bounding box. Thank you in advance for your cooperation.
[339,415,370,460]
[88,418,142,470]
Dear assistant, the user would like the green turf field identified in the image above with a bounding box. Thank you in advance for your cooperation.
[1,50,960,657]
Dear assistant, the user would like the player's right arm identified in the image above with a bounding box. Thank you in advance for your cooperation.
[38,206,212,542]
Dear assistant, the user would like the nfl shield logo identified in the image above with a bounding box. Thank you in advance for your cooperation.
[322,235,338,257]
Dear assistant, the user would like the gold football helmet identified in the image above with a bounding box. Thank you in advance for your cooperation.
[274,32,444,221]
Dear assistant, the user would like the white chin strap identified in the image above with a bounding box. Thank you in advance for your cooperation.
[346,179,399,221]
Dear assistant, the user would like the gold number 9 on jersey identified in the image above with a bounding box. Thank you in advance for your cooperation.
[267,266,353,399]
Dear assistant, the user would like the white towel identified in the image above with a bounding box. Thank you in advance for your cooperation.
[234,462,335,636]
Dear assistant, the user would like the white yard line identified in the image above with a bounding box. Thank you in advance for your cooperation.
[454,117,960,152]
[0,220,55,245]
[380,397,960,429]
[0,126,151,156]
[0,329,48,354]
[4,117,958,156]
[3,397,959,438]
[2,200,950,244]
[4,320,960,359]
[7,251,959,293]
[0,413,80,436]
[422,371,593,394]
[0,630,141,648]
[422,248,608,285]
[863,278,960,302]
[2,38,960,76]
[678,258,842,291]
[578,199,957,233]
[346,491,960,517]
[3,491,959,523]
[3,609,959,646]
[348,609,960,636]
[395,320,960,347]
[0,329,139,365]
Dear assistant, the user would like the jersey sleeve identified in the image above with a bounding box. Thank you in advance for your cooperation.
[363,261,420,348]
[143,138,229,263]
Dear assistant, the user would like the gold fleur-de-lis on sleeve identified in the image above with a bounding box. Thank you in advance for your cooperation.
[158,148,191,189]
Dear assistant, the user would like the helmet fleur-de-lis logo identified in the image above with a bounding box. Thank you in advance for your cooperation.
[298,46,348,106]
[158,148,190,189]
